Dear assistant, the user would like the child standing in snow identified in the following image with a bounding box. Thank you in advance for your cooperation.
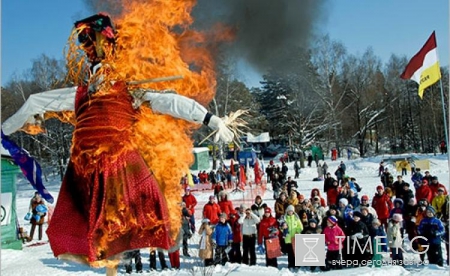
[387,214,404,265]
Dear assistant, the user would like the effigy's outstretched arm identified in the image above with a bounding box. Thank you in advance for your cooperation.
[2,87,77,135]
[140,91,234,143]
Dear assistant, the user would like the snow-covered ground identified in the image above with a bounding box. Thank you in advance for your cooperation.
[2,153,450,275]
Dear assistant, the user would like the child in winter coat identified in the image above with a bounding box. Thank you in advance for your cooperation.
[228,210,242,264]
[387,214,404,265]
[198,219,214,266]
[432,187,446,218]
[258,207,279,268]
[418,206,445,266]
[370,219,387,267]
[347,211,370,266]
[213,213,233,265]
[323,216,345,271]
[281,205,303,269]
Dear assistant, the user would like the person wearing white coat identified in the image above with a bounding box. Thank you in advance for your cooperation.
[387,213,404,265]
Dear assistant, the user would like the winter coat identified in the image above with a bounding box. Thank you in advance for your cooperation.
[432,194,446,215]
[348,195,360,209]
[326,186,340,206]
[429,182,448,197]
[182,193,197,215]
[274,198,288,219]
[258,215,278,245]
[310,188,326,207]
[324,176,336,193]
[203,202,221,225]
[251,201,267,219]
[371,193,393,220]
[218,192,235,216]
[417,216,445,245]
[415,184,432,204]
[387,221,402,248]
[198,223,213,259]
[392,180,408,198]
[347,220,369,241]
[283,213,303,244]
[30,198,46,225]
[370,226,388,252]
[323,225,345,251]
[398,189,414,206]
[238,212,260,235]
[213,221,233,246]
[229,214,242,243]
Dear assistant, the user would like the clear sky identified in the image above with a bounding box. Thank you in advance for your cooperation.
[1,0,449,87]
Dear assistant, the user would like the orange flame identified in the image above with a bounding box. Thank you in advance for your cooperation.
[64,0,234,249]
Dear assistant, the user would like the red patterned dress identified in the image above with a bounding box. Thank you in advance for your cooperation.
[47,82,171,265]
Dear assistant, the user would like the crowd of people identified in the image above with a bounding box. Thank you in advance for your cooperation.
[183,160,450,272]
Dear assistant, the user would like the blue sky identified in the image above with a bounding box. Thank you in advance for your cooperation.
[1,0,448,87]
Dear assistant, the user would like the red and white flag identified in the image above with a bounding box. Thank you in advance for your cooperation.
[400,31,441,98]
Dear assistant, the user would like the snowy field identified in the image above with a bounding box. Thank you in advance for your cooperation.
[2,153,450,275]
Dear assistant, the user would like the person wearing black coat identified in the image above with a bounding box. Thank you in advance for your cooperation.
[346,211,370,267]
[323,173,336,193]
[398,183,415,205]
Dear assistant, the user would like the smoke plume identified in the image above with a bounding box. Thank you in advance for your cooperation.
[82,0,329,76]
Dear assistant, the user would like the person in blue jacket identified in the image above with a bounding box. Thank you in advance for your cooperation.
[213,213,233,265]
[418,206,445,266]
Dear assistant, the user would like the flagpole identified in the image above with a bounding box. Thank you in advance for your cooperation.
[438,79,449,152]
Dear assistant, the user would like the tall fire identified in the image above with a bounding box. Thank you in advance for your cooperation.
[63,0,232,270]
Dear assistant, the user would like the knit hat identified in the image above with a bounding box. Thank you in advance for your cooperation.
[392,213,403,222]
[328,216,338,225]
[432,176,438,181]
[422,179,428,185]
[376,185,384,191]
[308,218,318,224]
[353,211,363,218]
[361,195,369,201]
[339,198,348,206]
[265,207,272,213]
[426,205,436,215]
[393,198,404,206]
[438,187,445,192]
[286,205,295,213]
[408,198,417,205]
[209,195,215,200]
[185,186,191,191]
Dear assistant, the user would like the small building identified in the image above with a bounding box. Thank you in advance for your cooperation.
[1,146,22,250]
[190,147,210,171]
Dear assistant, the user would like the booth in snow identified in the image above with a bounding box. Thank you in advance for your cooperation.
[1,145,22,250]
[190,147,210,171]
[238,148,258,167]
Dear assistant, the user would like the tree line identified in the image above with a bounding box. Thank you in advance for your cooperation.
[2,35,448,180]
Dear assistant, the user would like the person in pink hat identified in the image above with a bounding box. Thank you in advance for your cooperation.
[387,213,404,265]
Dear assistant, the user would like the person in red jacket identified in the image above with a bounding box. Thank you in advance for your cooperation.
[415,179,433,204]
[203,196,221,225]
[228,208,243,263]
[310,188,327,207]
[218,190,235,217]
[258,207,279,268]
[371,185,393,230]
[429,176,448,198]
[182,187,198,232]
[327,180,340,207]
